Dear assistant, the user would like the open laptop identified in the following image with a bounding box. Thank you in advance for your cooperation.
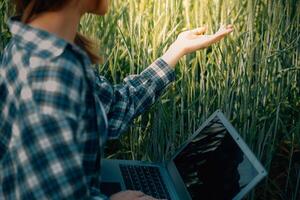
[100,110,267,200]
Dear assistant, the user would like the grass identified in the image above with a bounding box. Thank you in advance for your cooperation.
[1,0,300,199]
[0,0,12,53]
[81,0,300,199]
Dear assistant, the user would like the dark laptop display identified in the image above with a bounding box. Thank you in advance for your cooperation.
[174,116,259,200]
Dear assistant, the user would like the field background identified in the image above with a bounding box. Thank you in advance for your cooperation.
[1,0,300,199]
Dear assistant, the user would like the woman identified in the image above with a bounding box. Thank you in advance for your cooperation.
[0,0,233,199]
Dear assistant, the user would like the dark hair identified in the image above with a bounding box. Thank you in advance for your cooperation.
[13,0,102,64]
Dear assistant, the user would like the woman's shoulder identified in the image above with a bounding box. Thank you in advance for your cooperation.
[1,40,85,86]
[4,17,90,75]
[0,37,88,106]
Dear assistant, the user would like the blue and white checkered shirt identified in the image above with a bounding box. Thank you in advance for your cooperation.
[0,17,175,199]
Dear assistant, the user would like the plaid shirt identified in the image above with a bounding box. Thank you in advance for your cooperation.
[0,17,175,199]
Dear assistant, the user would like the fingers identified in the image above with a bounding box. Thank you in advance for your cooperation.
[204,24,233,45]
[177,24,234,53]
[227,24,234,29]
[215,24,234,37]
[136,195,158,200]
[127,190,157,200]
[192,24,233,48]
[130,190,146,197]
[192,26,207,35]
[110,190,146,200]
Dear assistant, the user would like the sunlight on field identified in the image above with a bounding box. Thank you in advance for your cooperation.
[0,0,299,199]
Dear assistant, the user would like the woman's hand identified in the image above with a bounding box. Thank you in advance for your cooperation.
[161,25,234,67]
[110,190,161,200]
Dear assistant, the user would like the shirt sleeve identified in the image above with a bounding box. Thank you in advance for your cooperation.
[14,62,107,199]
[104,58,175,138]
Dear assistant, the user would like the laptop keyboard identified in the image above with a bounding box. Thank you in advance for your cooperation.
[119,164,171,199]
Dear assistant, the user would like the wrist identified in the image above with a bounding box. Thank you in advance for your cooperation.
[161,42,185,68]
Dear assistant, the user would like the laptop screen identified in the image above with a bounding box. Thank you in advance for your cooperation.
[173,116,259,200]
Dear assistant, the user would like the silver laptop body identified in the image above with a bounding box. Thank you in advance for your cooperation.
[100,110,267,200]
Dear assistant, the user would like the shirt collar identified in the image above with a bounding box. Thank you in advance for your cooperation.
[8,16,90,61]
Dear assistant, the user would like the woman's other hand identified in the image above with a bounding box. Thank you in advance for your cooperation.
[177,25,233,54]
[110,190,161,200]
[161,25,234,67]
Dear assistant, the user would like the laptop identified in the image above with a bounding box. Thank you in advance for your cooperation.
[100,110,267,200]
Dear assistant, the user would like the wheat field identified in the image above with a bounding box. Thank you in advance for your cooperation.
[1,0,299,199]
